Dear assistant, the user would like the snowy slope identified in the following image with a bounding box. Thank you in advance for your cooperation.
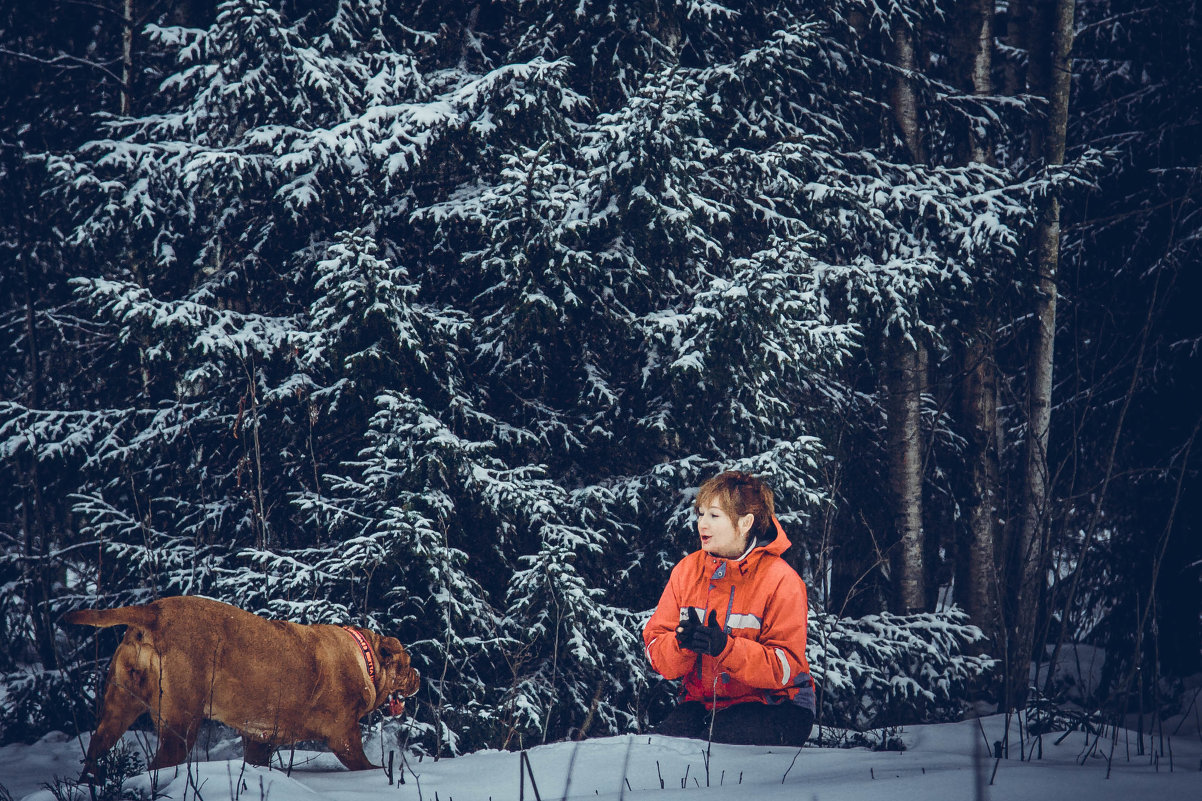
[3,716,1198,801]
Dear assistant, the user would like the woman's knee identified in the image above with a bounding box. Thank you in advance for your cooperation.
[651,701,707,738]
[711,701,813,747]
[777,704,814,747]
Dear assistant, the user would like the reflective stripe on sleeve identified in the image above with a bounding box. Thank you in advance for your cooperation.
[774,648,792,685]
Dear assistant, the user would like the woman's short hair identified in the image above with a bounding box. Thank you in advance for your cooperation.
[694,471,775,540]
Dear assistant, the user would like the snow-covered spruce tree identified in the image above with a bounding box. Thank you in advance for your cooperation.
[27,0,667,749]
[416,28,868,738]
[31,0,424,611]
[280,231,516,752]
[808,607,995,729]
[412,142,654,746]
[21,0,532,737]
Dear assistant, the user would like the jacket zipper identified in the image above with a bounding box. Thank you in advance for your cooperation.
[695,579,739,689]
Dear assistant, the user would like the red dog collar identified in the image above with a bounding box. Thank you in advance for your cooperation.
[341,626,376,681]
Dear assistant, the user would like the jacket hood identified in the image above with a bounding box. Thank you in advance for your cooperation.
[761,515,790,556]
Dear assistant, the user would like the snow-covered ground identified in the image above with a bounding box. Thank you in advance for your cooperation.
[2,716,1198,801]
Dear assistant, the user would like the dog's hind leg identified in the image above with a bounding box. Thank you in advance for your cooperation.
[81,641,156,778]
[328,725,377,771]
[145,666,201,771]
[82,681,148,778]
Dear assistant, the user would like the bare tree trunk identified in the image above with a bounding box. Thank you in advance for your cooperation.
[963,336,1002,644]
[953,0,1003,651]
[1011,0,1077,708]
[885,16,928,613]
[1001,0,1029,97]
[966,0,994,163]
[120,0,135,115]
[21,216,57,667]
[889,19,926,163]
[886,338,926,612]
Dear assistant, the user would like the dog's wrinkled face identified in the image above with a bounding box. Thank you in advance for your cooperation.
[377,636,420,714]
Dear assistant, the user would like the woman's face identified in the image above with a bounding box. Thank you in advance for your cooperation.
[697,501,753,559]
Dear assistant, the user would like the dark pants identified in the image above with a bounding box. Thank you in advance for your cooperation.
[652,700,814,747]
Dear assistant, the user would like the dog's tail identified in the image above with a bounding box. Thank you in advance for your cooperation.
[64,605,159,630]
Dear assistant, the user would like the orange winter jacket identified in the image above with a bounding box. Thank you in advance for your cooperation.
[643,516,815,712]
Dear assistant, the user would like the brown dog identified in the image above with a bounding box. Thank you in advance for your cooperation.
[65,596,420,775]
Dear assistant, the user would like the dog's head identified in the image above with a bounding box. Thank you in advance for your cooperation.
[375,635,420,715]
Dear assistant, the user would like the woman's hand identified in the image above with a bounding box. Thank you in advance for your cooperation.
[677,610,728,657]
[675,608,703,651]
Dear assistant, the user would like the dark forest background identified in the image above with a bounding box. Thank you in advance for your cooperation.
[1,0,1199,753]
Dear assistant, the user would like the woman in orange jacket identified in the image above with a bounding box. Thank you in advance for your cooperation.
[643,471,816,745]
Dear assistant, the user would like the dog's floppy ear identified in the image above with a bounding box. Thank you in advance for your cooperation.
[378,636,409,669]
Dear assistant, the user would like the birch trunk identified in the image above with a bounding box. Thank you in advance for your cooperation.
[1012,0,1077,707]
[954,0,1003,648]
[121,0,134,115]
[889,19,926,163]
[967,0,994,163]
[1002,0,1029,97]
[885,16,927,613]
[887,338,926,612]
[963,336,1002,644]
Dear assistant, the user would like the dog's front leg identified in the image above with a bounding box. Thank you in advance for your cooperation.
[148,715,198,771]
[242,737,275,767]
[328,725,377,771]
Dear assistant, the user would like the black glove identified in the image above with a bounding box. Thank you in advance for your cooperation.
[675,608,703,651]
[683,610,728,657]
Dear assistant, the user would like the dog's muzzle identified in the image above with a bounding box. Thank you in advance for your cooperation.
[385,668,420,716]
